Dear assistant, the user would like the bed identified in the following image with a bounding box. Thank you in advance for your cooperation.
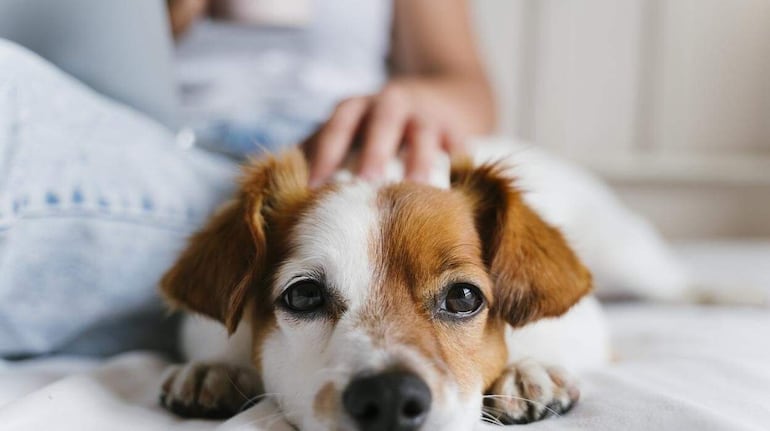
[2,240,768,431]
[3,39,769,430]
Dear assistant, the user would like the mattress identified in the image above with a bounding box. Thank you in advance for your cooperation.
[1,241,769,431]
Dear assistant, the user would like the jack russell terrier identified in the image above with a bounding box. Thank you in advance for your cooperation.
[158,146,609,430]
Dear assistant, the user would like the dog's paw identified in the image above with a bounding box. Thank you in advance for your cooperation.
[483,359,579,425]
[160,362,263,419]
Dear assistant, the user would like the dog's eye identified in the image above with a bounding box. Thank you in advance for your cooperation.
[282,281,325,312]
[442,283,484,315]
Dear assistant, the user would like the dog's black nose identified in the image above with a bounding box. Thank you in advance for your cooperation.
[342,371,432,431]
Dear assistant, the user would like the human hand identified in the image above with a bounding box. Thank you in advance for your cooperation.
[303,79,466,187]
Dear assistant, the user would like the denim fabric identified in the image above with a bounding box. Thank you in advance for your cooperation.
[0,40,247,357]
[191,113,319,160]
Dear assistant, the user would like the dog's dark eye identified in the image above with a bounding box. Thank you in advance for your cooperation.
[442,283,484,316]
[282,281,325,312]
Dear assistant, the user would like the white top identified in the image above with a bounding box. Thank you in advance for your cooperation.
[174,0,392,155]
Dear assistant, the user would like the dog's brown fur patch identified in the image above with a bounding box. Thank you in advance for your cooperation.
[364,183,504,396]
[450,159,593,328]
[363,162,593,394]
[160,149,320,357]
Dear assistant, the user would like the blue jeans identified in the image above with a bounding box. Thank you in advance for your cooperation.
[0,40,301,357]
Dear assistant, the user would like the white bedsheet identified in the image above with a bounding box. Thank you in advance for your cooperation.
[1,303,769,431]
[2,242,769,431]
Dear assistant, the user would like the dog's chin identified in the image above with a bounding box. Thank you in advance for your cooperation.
[261,336,486,431]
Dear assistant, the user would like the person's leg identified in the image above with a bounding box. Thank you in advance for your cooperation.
[0,40,237,357]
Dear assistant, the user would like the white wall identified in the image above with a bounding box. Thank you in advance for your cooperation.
[472,0,770,238]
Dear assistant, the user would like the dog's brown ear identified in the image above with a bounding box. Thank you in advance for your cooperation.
[160,149,309,333]
[451,159,592,327]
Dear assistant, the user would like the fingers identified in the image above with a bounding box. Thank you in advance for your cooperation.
[404,120,440,183]
[307,83,457,187]
[306,97,370,187]
[441,128,468,156]
[358,86,411,180]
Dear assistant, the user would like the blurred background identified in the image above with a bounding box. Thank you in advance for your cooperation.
[3,0,769,242]
[473,0,770,239]
[2,3,769,427]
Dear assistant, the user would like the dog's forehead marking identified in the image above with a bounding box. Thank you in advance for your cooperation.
[276,181,379,308]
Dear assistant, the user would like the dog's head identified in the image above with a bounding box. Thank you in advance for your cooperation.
[161,149,591,431]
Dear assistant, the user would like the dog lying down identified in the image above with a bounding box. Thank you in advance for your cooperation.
[158,146,610,430]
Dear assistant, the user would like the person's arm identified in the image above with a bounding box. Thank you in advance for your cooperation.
[167,0,209,38]
[305,0,495,186]
[390,0,495,136]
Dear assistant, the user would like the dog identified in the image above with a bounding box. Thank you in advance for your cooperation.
[158,146,609,430]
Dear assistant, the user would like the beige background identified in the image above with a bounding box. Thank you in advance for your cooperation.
[471,0,770,239]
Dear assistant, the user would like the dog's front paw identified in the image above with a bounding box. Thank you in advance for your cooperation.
[160,362,263,419]
[484,359,579,425]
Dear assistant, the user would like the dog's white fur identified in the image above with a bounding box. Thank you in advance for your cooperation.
[181,295,606,430]
[169,142,612,430]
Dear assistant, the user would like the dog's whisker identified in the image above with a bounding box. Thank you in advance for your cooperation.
[481,416,505,426]
[225,373,251,402]
[482,396,564,418]
[480,409,505,426]
[481,405,518,422]
[481,405,511,414]
[238,392,284,412]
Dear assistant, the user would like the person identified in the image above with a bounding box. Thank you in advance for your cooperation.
[169,0,495,183]
[0,0,494,358]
